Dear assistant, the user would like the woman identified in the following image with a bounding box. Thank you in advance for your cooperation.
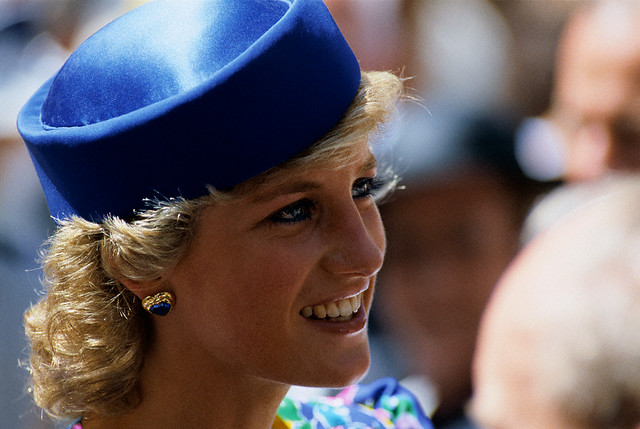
[17,0,432,428]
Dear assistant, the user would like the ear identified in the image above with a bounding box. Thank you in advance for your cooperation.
[119,278,165,301]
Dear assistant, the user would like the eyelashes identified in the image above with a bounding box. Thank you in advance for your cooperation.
[269,198,314,224]
[352,176,397,202]
[268,175,397,225]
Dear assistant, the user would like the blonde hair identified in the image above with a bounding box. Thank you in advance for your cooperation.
[24,70,402,420]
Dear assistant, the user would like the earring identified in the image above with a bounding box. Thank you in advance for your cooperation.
[142,291,175,316]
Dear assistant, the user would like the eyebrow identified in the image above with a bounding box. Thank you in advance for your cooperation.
[250,181,322,204]
[362,153,377,171]
[249,152,378,204]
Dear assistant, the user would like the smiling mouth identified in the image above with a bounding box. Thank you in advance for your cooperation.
[300,293,363,322]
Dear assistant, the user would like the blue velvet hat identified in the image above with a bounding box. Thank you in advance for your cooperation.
[17,0,361,221]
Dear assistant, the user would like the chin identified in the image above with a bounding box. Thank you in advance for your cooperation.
[306,346,371,388]
[327,368,369,388]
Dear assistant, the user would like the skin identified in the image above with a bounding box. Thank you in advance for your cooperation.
[375,170,520,421]
[84,140,386,429]
[549,2,640,182]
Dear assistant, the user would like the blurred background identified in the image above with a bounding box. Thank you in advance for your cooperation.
[2,0,628,427]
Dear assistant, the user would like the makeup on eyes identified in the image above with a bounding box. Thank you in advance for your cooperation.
[265,173,387,225]
[269,198,316,224]
[247,149,391,230]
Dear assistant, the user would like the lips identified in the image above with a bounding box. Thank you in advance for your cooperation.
[300,292,363,321]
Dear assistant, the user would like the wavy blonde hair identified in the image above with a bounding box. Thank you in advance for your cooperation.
[24,70,403,421]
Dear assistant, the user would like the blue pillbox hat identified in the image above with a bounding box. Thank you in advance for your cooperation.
[17,0,361,221]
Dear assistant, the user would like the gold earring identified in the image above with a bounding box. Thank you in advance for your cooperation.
[142,291,175,316]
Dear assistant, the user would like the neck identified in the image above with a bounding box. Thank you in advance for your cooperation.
[82,327,290,429]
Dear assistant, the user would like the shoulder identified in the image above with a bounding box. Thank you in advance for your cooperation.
[277,377,434,429]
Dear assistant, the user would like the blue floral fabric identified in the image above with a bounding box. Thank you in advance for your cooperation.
[275,378,433,428]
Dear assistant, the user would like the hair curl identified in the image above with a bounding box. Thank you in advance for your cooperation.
[24,70,403,420]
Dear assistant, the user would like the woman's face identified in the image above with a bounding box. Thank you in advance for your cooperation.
[164,141,385,388]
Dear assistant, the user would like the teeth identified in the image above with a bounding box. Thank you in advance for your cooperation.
[338,299,352,315]
[313,304,327,319]
[349,296,359,310]
[326,302,340,318]
[301,293,362,320]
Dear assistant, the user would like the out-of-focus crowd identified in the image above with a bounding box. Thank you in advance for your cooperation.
[3,1,640,428]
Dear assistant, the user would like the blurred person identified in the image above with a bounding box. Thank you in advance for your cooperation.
[516,0,640,183]
[515,1,640,274]
[372,106,542,429]
[471,174,640,429]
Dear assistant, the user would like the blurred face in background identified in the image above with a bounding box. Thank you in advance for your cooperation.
[551,2,640,182]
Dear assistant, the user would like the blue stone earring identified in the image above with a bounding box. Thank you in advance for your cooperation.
[142,291,175,316]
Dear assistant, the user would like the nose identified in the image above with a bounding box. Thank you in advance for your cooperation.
[321,200,385,277]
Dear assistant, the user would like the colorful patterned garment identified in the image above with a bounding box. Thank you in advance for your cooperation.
[275,378,433,429]
[67,378,433,429]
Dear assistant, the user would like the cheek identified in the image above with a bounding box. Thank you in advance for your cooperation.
[197,254,294,316]
[189,238,319,331]
[174,251,310,369]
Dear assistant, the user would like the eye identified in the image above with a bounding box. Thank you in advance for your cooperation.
[268,198,315,224]
[352,176,395,202]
